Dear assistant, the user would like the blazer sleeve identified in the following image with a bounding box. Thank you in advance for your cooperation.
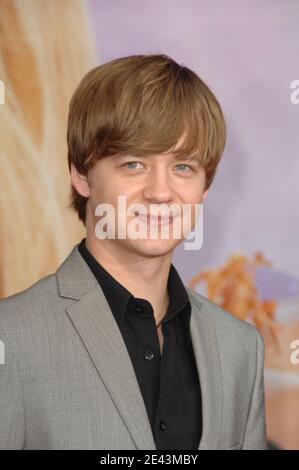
[0,327,25,449]
[242,329,268,450]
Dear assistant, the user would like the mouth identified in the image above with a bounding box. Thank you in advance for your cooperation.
[134,212,175,226]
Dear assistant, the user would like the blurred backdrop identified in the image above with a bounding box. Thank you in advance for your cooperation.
[0,0,298,450]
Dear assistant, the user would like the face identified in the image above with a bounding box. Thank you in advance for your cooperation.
[71,143,208,259]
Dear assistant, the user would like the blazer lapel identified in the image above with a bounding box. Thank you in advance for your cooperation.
[57,244,156,450]
[188,289,223,450]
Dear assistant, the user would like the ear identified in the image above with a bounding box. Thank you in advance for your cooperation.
[70,163,90,198]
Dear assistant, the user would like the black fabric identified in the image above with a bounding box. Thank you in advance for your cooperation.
[78,238,202,450]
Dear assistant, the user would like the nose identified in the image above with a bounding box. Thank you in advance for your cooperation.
[142,168,175,204]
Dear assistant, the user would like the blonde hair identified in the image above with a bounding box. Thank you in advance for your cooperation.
[67,54,226,225]
[0,0,96,297]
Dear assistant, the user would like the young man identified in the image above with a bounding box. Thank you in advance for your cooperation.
[0,54,267,450]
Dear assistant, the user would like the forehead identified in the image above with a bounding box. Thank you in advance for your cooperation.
[114,132,199,161]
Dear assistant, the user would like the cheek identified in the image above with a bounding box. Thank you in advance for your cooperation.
[90,183,132,214]
[181,185,205,204]
[88,182,111,210]
[112,181,141,209]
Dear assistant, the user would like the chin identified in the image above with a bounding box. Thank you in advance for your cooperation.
[120,237,182,258]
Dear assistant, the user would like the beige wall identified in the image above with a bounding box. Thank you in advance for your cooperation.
[0,0,96,297]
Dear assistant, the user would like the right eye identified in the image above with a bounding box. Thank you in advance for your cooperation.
[122,161,144,170]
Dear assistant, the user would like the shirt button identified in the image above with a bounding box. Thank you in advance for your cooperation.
[143,350,154,361]
[159,421,167,431]
[135,304,143,313]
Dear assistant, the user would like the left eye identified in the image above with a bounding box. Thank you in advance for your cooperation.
[175,164,192,171]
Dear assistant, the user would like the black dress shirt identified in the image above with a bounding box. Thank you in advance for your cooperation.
[78,238,202,450]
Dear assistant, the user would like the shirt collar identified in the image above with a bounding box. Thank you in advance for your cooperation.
[78,238,190,324]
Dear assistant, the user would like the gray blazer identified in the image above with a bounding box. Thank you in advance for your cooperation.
[0,244,267,450]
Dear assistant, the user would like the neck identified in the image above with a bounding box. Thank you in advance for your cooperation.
[85,233,172,324]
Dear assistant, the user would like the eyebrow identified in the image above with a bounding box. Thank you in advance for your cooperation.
[113,153,198,162]
[173,154,198,161]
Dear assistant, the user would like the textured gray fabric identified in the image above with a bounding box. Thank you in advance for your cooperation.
[0,244,268,449]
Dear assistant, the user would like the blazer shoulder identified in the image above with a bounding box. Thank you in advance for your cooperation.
[187,287,263,343]
[0,273,58,323]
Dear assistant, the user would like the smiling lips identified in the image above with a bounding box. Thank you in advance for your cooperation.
[135,213,175,226]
